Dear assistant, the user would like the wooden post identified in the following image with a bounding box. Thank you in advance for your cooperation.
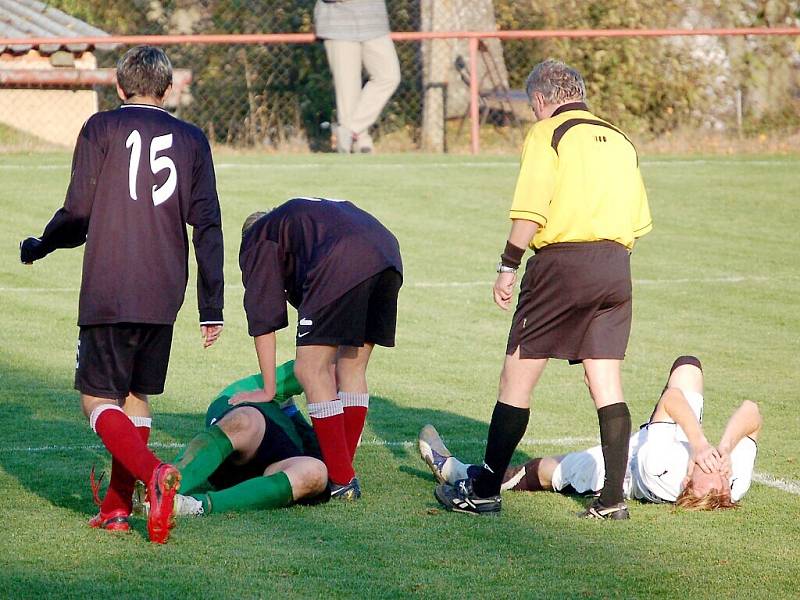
[469,36,479,155]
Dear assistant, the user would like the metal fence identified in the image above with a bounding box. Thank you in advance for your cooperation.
[1,1,799,153]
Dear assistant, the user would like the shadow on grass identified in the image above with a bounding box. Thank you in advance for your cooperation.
[368,394,530,463]
[0,360,207,517]
[1,350,598,522]
[367,395,596,511]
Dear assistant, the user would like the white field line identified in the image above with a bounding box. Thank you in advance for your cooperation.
[215,162,516,169]
[635,275,785,285]
[1,159,797,171]
[411,276,793,288]
[0,164,68,170]
[212,159,800,168]
[0,437,796,497]
[751,473,800,496]
[1,287,80,292]
[2,275,795,295]
[0,436,595,455]
[0,161,515,171]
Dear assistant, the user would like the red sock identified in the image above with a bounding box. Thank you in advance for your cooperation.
[339,392,369,461]
[100,418,151,514]
[308,400,354,485]
[91,406,160,484]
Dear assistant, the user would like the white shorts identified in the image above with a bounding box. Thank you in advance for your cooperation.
[550,444,606,495]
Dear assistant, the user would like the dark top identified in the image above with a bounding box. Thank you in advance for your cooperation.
[35,104,224,325]
[239,197,402,336]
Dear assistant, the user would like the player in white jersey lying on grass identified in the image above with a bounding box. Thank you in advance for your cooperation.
[420,356,762,513]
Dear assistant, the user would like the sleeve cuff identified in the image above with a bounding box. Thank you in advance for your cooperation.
[509,210,547,225]
[249,319,288,337]
[200,308,223,323]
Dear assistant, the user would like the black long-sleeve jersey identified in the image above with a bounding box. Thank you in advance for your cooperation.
[239,197,402,336]
[33,103,224,326]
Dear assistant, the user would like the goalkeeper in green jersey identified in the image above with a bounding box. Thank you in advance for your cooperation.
[150,361,329,516]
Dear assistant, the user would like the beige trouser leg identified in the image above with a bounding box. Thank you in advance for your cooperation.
[324,39,363,133]
[324,35,401,136]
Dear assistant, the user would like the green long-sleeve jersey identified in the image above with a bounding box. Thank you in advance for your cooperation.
[204,360,320,458]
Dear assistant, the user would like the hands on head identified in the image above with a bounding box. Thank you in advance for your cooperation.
[692,443,732,478]
[683,442,730,495]
[692,440,722,474]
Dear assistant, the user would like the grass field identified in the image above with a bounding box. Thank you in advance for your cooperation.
[1,152,799,598]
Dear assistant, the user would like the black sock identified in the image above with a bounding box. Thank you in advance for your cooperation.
[472,402,530,497]
[597,403,631,506]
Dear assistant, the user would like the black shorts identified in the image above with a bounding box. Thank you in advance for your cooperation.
[74,323,173,399]
[208,411,305,490]
[296,268,401,347]
[506,241,632,362]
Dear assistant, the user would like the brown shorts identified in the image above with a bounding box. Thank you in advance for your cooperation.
[506,241,632,362]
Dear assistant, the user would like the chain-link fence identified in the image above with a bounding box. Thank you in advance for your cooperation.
[1,0,799,153]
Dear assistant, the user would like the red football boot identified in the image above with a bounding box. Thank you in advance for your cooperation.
[147,463,181,544]
[88,509,131,532]
[88,466,131,532]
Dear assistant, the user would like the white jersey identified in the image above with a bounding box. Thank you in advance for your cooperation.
[551,390,758,503]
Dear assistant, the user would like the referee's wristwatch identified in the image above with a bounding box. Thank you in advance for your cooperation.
[496,262,517,274]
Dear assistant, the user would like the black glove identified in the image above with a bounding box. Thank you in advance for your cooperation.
[20,237,46,264]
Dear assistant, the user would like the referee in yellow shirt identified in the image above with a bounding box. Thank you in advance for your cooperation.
[435,59,652,519]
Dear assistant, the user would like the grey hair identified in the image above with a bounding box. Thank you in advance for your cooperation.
[116,46,173,100]
[525,59,586,105]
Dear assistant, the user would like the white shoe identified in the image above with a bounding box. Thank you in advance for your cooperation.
[418,425,469,484]
[137,492,205,517]
[353,132,374,154]
[335,125,354,153]
[174,493,205,517]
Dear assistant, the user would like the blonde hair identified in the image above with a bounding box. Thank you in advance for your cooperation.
[675,481,738,511]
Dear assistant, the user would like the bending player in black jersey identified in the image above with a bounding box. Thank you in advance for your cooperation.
[19,46,225,543]
[235,198,402,500]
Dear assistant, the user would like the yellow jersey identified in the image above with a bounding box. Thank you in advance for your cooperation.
[509,102,652,250]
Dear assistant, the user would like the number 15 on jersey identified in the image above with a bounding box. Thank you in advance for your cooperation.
[125,130,177,206]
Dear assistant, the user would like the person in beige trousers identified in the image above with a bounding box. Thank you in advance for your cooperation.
[314,0,401,153]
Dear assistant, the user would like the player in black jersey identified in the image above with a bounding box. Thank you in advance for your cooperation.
[19,46,225,543]
[236,198,402,499]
